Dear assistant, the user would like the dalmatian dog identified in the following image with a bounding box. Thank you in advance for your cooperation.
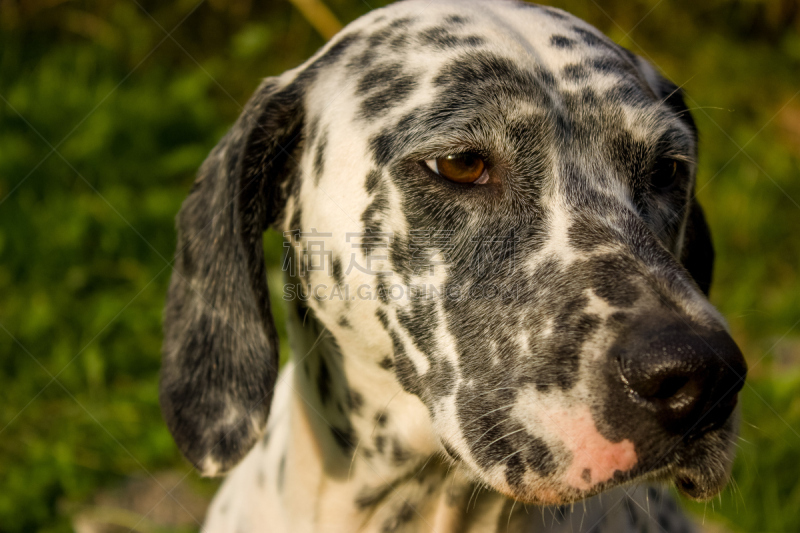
[160,1,748,531]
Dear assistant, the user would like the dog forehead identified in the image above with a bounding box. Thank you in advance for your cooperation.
[298,0,685,163]
[349,0,634,79]
[360,0,593,53]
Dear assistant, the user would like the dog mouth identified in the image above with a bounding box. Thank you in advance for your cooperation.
[508,460,732,506]
[481,418,740,506]
[449,364,742,506]
[589,431,736,503]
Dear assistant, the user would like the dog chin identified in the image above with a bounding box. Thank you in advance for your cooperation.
[670,453,735,501]
[492,457,732,506]
[671,421,739,500]
[490,473,632,506]
[496,482,620,506]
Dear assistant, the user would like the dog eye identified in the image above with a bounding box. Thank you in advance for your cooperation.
[651,158,682,190]
[424,153,488,184]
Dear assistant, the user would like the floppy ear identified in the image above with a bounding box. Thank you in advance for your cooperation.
[653,78,715,296]
[633,54,714,295]
[160,77,304,476]
[680,198,714,296]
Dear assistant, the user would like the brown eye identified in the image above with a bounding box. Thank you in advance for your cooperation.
[651,158,681,189]
[424,153,488,184]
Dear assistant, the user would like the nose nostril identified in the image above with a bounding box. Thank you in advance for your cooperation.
[652,375,690,400]
[613,321,747,435]
[636,372,702,420]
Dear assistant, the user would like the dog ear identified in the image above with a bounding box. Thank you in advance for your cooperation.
[681,198,714,296]
[633,55,714,295]
[651,76,715,296]
[632,53,698,139]
[160,76,304,476]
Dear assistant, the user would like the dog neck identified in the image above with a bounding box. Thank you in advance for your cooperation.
[272,301,517,531]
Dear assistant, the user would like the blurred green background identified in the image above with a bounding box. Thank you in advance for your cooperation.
[1,0,799,531]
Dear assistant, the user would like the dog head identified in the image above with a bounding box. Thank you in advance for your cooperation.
[161,0,746,505]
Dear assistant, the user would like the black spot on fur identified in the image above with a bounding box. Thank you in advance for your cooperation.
[381,502,415,532]
[379,355,394,370]
[374,434,386,454]
[572,26,605,48]
[368,26,395,48]
[518,3,568,20]
[563,63,589,81]
[376,309,390,329]
[349,390,364,414]
[365,169,381,194]
[375,410,389,427]
[590,57,638,80]
[445,14,468,25]
[542,6,568,19]
[521,432,556,476]
[297,32,361,83]
[331,425,356,454]
[349,47,377,70]
[389,16,416,29]
[535,65,557,88]
[337,315,351,329]
[332,257,344,286]
[423,358,456,399]
[289,207,302,232]
[389,329,422,396]
[358,63,403,94]
[313,128,327,184]
[368,111,416,166]
[463,36,485,47]
[317,357,332,404]
[396,297,436,358]
[361,187,389,255]
[550,35,576,49]
[568,215,624,252]
[355,482,394,509]
[418,26,484,49]
[605,82,653,108]
[306,116,320,148]
[358,63,417,120]
[504,454,526,489]
[433,52,551,105]
[585,254,642,308]
[277,454,286,491]
[376,273,390,304]
[391,438,410,465]
[389,33,409,49]
[361,76,417,119]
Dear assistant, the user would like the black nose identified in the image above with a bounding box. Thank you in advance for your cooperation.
[615,320,747,436]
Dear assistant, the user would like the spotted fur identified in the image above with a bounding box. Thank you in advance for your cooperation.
[161,1,747,531]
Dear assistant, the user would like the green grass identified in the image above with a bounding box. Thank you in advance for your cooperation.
[1,1,799,531]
